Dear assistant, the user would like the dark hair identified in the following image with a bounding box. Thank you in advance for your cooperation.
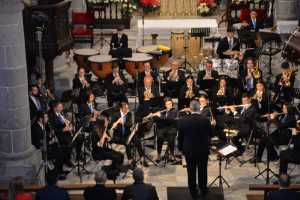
[119,101,128,109]
[46,174,57,186]
[242,93,250,99]
[227,26,235,33]
[186,75,194,81]
[164,96,172,103]
[84,90,94,103]
[30,84,39,90]
[281,61,290,69]
[36,111,46,121]
[117,25,125,31]
[206,60,213,65]
[278,174,290,188]
[199,94,208,100]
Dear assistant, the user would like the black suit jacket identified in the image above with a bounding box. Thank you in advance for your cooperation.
[29,95,44,120]
[84,184,116,200]
[110,33,128,49]
[244,18,264,32]
[104,73,127,97]
[138,85,160,105]
[110,111,133,137]
[267,189,300,200]
[31,122,44,149]
[217,37,240,59]
[154,108,178,129]
[35,185,69,200]
[48,111,66,135]
[274,73,296,103]
[177,113,212,158]
[138,71,159,86]
[235,104,258,135]
[121,182,159,200]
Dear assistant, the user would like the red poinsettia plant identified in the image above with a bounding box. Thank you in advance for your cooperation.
[197,0,217,16]
[197,0,217,8]
[139,0,160,13]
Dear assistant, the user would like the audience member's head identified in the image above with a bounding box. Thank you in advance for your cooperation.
[278,174,290,189]
[190,100,200,113]
[133,168,144,184]
[94,170,107,185]
[46,174,58,186]
[30,85,39,97]
[8,176,25,200]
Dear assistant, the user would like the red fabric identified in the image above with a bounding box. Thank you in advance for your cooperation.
[197,0,216,7]
[72,11,94,25]
[139,0,160,7]
[71,28,93,36]
[240,8,250,22]
[15,193,33,200]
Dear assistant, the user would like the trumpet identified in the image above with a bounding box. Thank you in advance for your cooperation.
[144,89,154,101]
[185,86,194,99]
[217,104,251,110]
[216,87,225,96]
[252,60,261,79]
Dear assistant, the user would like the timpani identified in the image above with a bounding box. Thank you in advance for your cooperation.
[123,53,153,77]
[88,55,117,79]
[73,48,99,70]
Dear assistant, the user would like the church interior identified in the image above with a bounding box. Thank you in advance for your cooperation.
[0,0,300,200]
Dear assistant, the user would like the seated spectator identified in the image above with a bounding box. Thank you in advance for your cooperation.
[35,174,69,200]
[84,170,116,200]
[267,174,300,200]
[122,168,159,200]
[8,177,33,200]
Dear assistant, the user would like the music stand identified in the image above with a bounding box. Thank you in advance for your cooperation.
[237,30,256,49]
[209,144,237,188]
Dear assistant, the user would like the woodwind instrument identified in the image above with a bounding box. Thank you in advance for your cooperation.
[217,104,251,110]
[143,108,170,122]
[185,85,194,99]
[168,70,178,81]
[144,88,154,101]
[260,112,285,119]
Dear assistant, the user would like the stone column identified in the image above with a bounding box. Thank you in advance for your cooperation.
[0,0,41,184]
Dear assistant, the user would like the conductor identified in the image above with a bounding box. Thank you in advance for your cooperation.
[177,100,212,199]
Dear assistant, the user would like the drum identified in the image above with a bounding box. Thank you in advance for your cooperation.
[282,27,300,61]
[123,53,153,77]
[74,48,99,69]
[88,55,117,78]
[137,45,171,67]
[170,32,202,59]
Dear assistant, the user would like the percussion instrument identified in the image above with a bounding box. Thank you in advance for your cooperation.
[136,45,171,67]
[88,55,117,78]
[282,27,300,62]
[74,48,99,69]
[211,59,239,79]
[123,53,153,77]
[170,32,202,60]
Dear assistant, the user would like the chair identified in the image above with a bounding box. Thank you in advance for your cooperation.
[70,11,94,47]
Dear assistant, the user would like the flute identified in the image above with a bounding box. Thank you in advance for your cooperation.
[217,104,250,110]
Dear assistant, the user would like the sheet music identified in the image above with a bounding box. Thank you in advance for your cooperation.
[218,145,237,156]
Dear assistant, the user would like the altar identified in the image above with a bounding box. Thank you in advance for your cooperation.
[136,18,219,47]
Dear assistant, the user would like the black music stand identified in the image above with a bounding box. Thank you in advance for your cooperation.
[209,144,237,188]
[237,30,256,49]
[260,31,282,76]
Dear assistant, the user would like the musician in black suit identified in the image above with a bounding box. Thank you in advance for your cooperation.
[177,100,212,198]
[217,28,241,59]
[197,60,219,94]
[256,103,296,162]
[267,174,300,200]
[152,97,178,162]
[178,75,198,110]
[122,168,159,200]
[251,80,268,117]
[274,62,295,104]
[229,94,258,154]
[84,170,117,200]
[241,58,262,93]
[137,76,161,121]
[279,122,300,174]
[29,85,44,121]
[110,102,146,168]
[72,67,91,104]
[31,112,68,179]
[110,26,128,49]
[48,101,73,167]
[164,60,186,98]
[138,62,159,87]
[242,10,264,32]
[104,65,128,107]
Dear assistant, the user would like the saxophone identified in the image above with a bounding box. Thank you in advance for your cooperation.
[185,85,194,99]
[216,86,225,96]
[252,61,261,79]
[144,88,154,101]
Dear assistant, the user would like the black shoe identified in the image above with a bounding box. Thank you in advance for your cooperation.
[143,160,149,167]
[201,188,208,197]
[155,158,161,163]
[57,174,66,180]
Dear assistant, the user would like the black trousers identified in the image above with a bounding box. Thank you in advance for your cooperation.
[185,156,208,197]
[47,144,68,175]
[156,127,177,156]
[56,132,73,162]
[93,147,124,169]
[279,149,300,174]
[257,129,291,160]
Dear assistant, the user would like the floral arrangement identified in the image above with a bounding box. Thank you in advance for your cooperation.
[231,0,263,4]
[137,0,160,13]
[86,0,138,16]
[197,0,217,16]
